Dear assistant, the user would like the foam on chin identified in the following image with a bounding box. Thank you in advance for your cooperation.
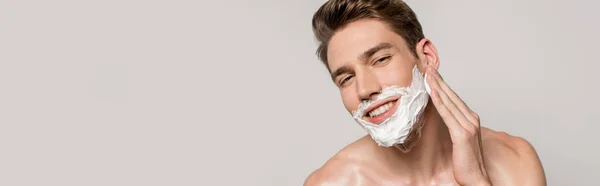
[351,66,430,151]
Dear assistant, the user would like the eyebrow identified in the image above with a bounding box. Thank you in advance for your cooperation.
[358,42,394,61]
[330,65,353,82]
[330,42,394,81]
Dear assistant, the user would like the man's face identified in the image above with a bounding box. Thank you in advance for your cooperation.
[327,19,423,124]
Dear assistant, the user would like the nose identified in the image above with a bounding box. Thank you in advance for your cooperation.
[356,69,382,101]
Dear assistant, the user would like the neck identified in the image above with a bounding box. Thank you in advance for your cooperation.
[388,101,454,180]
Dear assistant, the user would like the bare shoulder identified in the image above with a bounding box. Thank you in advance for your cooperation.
[304,136,381,186]
[303,157,362,186]
[481,127,546,185]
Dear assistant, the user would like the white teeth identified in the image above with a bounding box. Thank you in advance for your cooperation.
[368,101,395,117]
[377,107,385,114]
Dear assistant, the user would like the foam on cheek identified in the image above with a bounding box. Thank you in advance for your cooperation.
[350,66,430,149]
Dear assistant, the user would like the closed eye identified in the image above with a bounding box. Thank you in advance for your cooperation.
[373,56,391,65]
[339,75,354,86]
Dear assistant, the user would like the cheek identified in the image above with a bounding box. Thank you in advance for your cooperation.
[375,61,414,87]
[340,88,358,113]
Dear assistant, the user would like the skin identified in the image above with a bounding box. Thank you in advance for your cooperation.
[304,19,546,186]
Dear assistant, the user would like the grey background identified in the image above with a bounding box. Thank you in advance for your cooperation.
[0,0,597,185]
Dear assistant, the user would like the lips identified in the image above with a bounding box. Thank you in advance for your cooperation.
[362,96,401,124]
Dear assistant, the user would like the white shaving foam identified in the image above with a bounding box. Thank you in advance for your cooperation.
[352,66,430,149]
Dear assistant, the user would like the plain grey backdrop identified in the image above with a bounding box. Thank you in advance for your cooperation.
[1,0,598,185]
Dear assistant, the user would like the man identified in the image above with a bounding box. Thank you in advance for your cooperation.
[305,0,546,185]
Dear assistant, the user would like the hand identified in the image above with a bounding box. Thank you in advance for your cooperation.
[426,68,491,186]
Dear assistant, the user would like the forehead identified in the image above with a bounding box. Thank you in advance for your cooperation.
[327,19,408,71]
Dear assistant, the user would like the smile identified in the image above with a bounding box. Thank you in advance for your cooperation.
[362,96,401,124]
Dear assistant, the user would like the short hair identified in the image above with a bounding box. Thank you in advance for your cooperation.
[312,0,425,69]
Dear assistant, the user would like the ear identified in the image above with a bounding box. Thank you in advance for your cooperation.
[415,38,440,71]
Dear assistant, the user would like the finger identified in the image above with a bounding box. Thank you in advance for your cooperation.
[426,72,464,136]
[427,70,474,131]
[431,69,479,126]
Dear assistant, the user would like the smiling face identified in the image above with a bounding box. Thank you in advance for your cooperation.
[327,19,439,124]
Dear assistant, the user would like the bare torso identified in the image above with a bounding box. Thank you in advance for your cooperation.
[305,127,545,186]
